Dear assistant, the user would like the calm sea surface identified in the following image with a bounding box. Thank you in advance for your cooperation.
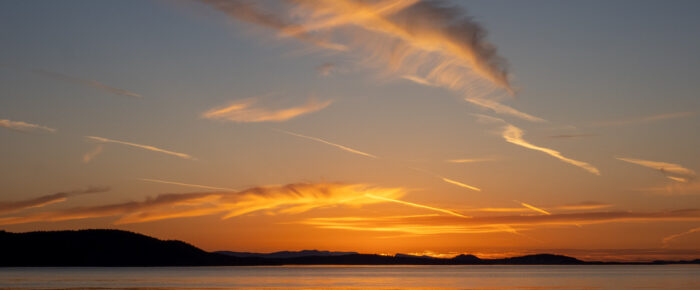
[0,265,699,289]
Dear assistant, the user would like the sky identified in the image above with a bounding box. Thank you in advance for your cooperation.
[1,0,699,262]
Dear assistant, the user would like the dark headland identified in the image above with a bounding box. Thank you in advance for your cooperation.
[0,229,698,266]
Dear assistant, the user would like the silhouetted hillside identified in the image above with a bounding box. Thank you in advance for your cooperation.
[0,229,237,266]
[1,229,697,266]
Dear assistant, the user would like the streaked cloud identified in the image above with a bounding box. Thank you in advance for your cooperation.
[82,145,103,163]
[202,98,332,123]
[0,119,56,133]
[517,201,551,215]
[548,134,597,139]
[276,129,377,158]
[316,62,336,76]
[555,201,612,211]
[86,136,196,160]
[616,157,695,183]
[663,227,700,246]
[592,111,695,127]
[503,124,600,175]
[0,186,109,215]
[198,0,544,122]
[446,157,496,164]
[139,178,236,191]
[0,182,405,225]
[300,209,700,235]
[441,177,481,192]
[33,69,141,98]
[365,194,469,218]
[196,0,347,51]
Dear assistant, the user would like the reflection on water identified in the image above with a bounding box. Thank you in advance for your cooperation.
[0,265,699,289]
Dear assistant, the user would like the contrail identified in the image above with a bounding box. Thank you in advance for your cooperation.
[0,119,56,133]
[202,98,332,123]
[616,157,695,182]
[86,136,196,160]
[662,226,700,246]
[502,124,600,175]
[275,129,377,158]
[441,177,481,192]
[139,178,236,191]
[82,145,103,163]
[365,193,470,218]
[517,201,551,215]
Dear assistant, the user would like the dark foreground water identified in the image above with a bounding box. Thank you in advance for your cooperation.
[1,265,699,289]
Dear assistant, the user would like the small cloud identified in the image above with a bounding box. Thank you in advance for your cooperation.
[82,145,103,163]
[0,119,56,133]
[203,97,332,123]
[592,112,695,127]
[86,136,196,160]
[502,124,600,175]
[33,69,141,98]
[316,62,336,76]
[556,201,612,211]
[616,157,695,183]
[275,129,377,159]
[0,186,109,215]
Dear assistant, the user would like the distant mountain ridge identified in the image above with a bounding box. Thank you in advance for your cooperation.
[0,229,698,266]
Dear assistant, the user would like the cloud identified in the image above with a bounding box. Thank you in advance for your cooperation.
[548,134,597,139]
[517,201,551,215]
[202,97,332,122]
[555,201,612,211]
[197,0,543,122]
[616,157,696,183]
[592,112,695,127]
[139,178,236,191]
[663,226,700,246]
[196,0,347,51]
[275,129,377,158]
[440,177,481,192]
[33,69,141,98]
[86,136,196,160]
[316,62,336,76]
[299,209,700,235]
[446,157,496,164]
[465,97,545,122]
[0,186,109,215]
[0,119,56,133]
[82,145,103,163]
[502,124,600,175]
[365,193,469,218]
[0,182,406,225]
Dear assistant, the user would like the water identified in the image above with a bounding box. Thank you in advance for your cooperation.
[1,265,699,289]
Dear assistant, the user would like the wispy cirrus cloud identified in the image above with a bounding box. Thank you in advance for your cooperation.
[86,136,196,160]
[33,69,141,98]
[197,0,542,122]
[202,98,332,122]
[275,129,377,158]
[300,209,700,235]
[503,124,600,175]
[196,0,347,51]
[0,182,406,225]
[592,112,695,127]
[0,119,56,133]
[139,178,236,191]
[616,157,696,183]
[663,226,700,246]
[446,157,496,164]
[555,201,612,211]
[517,201,551,215]
[0,186,109,215]
[82,145,103,163]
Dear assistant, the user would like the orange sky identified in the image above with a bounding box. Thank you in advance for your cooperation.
[1,0,699,261]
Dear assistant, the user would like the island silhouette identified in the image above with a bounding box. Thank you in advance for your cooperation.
[1,229,698,266]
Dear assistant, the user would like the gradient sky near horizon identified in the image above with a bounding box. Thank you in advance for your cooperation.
[1,0,699,261]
